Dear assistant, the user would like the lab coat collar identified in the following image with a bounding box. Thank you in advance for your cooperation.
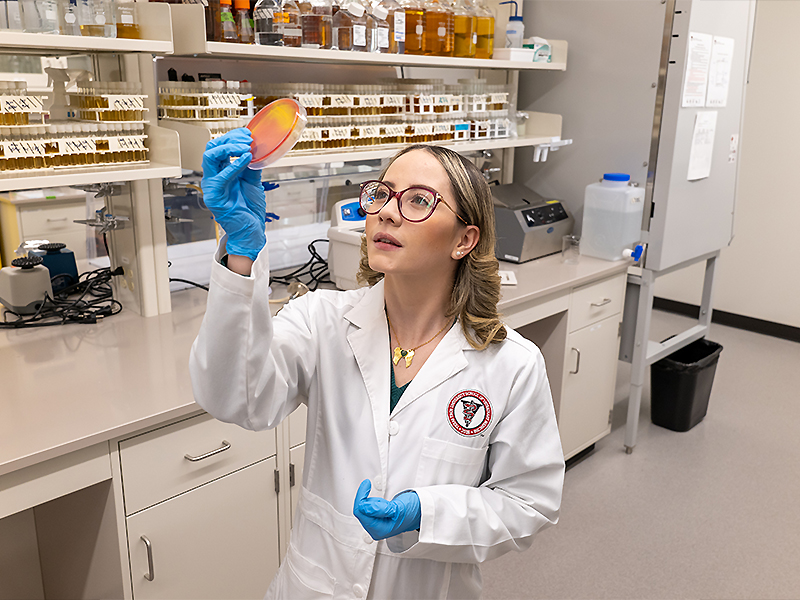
[344,280,474,422]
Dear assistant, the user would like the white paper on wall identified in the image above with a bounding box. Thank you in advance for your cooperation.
[682,32,713,108]
[687,111,718,181]
[706,36,735,108]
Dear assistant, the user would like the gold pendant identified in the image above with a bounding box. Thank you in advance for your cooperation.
[392,347,415,368]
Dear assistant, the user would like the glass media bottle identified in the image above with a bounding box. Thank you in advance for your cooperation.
[373,0,404,53]
[299,0,332,49]
[423,0,452,56]
[116,0,140,38]
[398,0,423,54]
[473,0,493,59]
[452,0,475,57]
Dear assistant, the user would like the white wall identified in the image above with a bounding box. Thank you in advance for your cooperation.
[654,0,800,329]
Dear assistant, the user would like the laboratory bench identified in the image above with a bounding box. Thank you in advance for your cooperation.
[0,253,629,599]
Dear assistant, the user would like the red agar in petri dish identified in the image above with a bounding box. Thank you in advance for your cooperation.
[246,98,308,169]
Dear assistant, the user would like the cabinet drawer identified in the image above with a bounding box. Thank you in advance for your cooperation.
[19,203,86,237]
[119,413,276,515]
[569,274,625,333]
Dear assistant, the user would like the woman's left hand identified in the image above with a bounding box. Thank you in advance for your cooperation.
[353,479,421,540]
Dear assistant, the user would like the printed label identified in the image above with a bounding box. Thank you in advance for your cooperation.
[419,94,434,105]
[435,95,449,105]
[95,14,105,24]
[433,123,450,134]
[207,93,241,108]
[329,126,351,139]
[284,27,301,37]
[301,128,323,140]
[106,95,146,110]
[221,11,234,22]
[329,94,355,107]
[254,7,273,19]
[360,95,380,107]
[359,125,380,137]
[58,138,97,155]
[65,12,76,22]
[383,94,405,107]
[298,93,324,108]
[393,12,405,42]
[472,32,477,44]
[2,141,46,158]
[384,124,405,136]
[121,13,133,24]
[378,27,389,48]
[490,93,508,104]
[454,123,470,131]
[353,24,367,47]
[437,26,446,38]
[414,123,434,135]
[109,136,147,151]
[0,95,45,113]
[415,24,423,35]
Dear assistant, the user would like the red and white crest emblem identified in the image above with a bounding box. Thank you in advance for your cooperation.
[448,390,492,436]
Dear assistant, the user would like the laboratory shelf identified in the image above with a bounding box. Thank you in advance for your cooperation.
[160,111,562,172]
[169,4,567,71]
[0,3,174,55]
[0,125,182,192]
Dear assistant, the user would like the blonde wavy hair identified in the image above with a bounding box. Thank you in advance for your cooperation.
[356,144,506,350]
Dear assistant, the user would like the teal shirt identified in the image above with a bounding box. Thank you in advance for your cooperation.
[390,363,412,414]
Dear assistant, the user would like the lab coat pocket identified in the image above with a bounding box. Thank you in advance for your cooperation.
[414,437,489,488]
[268,543,335,599]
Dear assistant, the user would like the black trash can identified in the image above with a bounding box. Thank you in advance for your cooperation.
[650,338,723,432]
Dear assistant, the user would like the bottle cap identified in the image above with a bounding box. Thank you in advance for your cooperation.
[246,98,308,169]
[234,0,249,8]
[348,2,365,17]
[372,5,388,20]
[220,0,232,5]
[603,173,631,182]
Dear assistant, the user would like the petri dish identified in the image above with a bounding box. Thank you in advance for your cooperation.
[246,98,308,169]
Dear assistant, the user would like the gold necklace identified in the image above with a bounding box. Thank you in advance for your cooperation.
[387,315,453,368]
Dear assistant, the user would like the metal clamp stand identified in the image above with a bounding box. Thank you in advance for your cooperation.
[618,250,719,453]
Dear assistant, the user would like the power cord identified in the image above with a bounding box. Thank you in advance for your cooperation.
[1,266,125,329]
[269,239,331,291]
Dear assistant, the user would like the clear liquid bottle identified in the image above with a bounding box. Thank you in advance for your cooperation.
[473,0,493,58]
[253,0,281,45]
[452,0,475,58]
[235,0,254,43]
[115,0,139,38]
[397,0,423,54]
[21,0,60,33]
[58,0,81,34]
[299,0,331,48]
[373,0,404,53]
[219,0,239,41]
[366,3,389,53]
[5,0,24,29]
[423,0,452,56]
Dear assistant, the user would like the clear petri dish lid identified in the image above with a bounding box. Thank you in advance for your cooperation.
[246,98,308,170]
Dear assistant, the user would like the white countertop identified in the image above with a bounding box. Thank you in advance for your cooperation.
[1,254,629,478]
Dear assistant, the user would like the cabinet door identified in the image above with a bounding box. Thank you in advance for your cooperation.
[559,315,621,459]
[288,444,305,526]
[127,458,279,599]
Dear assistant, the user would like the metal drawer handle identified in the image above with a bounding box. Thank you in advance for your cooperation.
[141,535,155,581]
[570,348,581,374]
[46,217,68,222]
[591,298,612,307]
[184,440,231,462]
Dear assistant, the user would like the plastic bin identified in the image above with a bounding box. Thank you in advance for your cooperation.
[650,338,723,432]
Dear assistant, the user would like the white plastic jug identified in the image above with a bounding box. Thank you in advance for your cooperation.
[580,173,645,261]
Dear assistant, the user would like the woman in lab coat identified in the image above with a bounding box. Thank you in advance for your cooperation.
[190,129,565,600]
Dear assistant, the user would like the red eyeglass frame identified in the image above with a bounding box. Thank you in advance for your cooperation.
[359,180,470,225]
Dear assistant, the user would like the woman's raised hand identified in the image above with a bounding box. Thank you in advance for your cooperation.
[200,128,277,262]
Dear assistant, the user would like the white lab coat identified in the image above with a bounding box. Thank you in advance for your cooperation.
[189,239,565,600]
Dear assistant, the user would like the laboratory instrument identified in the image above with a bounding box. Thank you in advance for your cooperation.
[492,183,574,263]
[580,173,644,261]
[327,198,365,290]
[0,256,53,315]
[29,242,79,292]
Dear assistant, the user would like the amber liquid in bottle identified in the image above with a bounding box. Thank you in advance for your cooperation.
[424,7,452,56]
[300,4,332,48]
[116,23,141,38]
[475,14,493,58]
[404,8,424,54]
[453,13,474,57]
[281,9,303,46]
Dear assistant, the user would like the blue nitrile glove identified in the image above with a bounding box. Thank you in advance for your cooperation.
[200,128,279,261]
[353,479,421,541]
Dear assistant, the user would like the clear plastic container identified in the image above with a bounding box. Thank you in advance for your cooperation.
[254,0,282,45]
[21,0,60,33]
[235,0,254,43]
[219,0,239,41]
[367,3,390,53]
[580,173,646,261]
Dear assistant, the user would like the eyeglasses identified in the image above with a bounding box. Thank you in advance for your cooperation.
[359,180,469,225]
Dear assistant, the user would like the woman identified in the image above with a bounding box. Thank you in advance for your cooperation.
[190,128,565,599]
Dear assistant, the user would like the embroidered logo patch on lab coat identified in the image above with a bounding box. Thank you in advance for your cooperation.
[448,390,492,436]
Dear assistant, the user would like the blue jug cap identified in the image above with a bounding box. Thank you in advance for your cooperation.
[509,16,523,21]
[603,173,630,182]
